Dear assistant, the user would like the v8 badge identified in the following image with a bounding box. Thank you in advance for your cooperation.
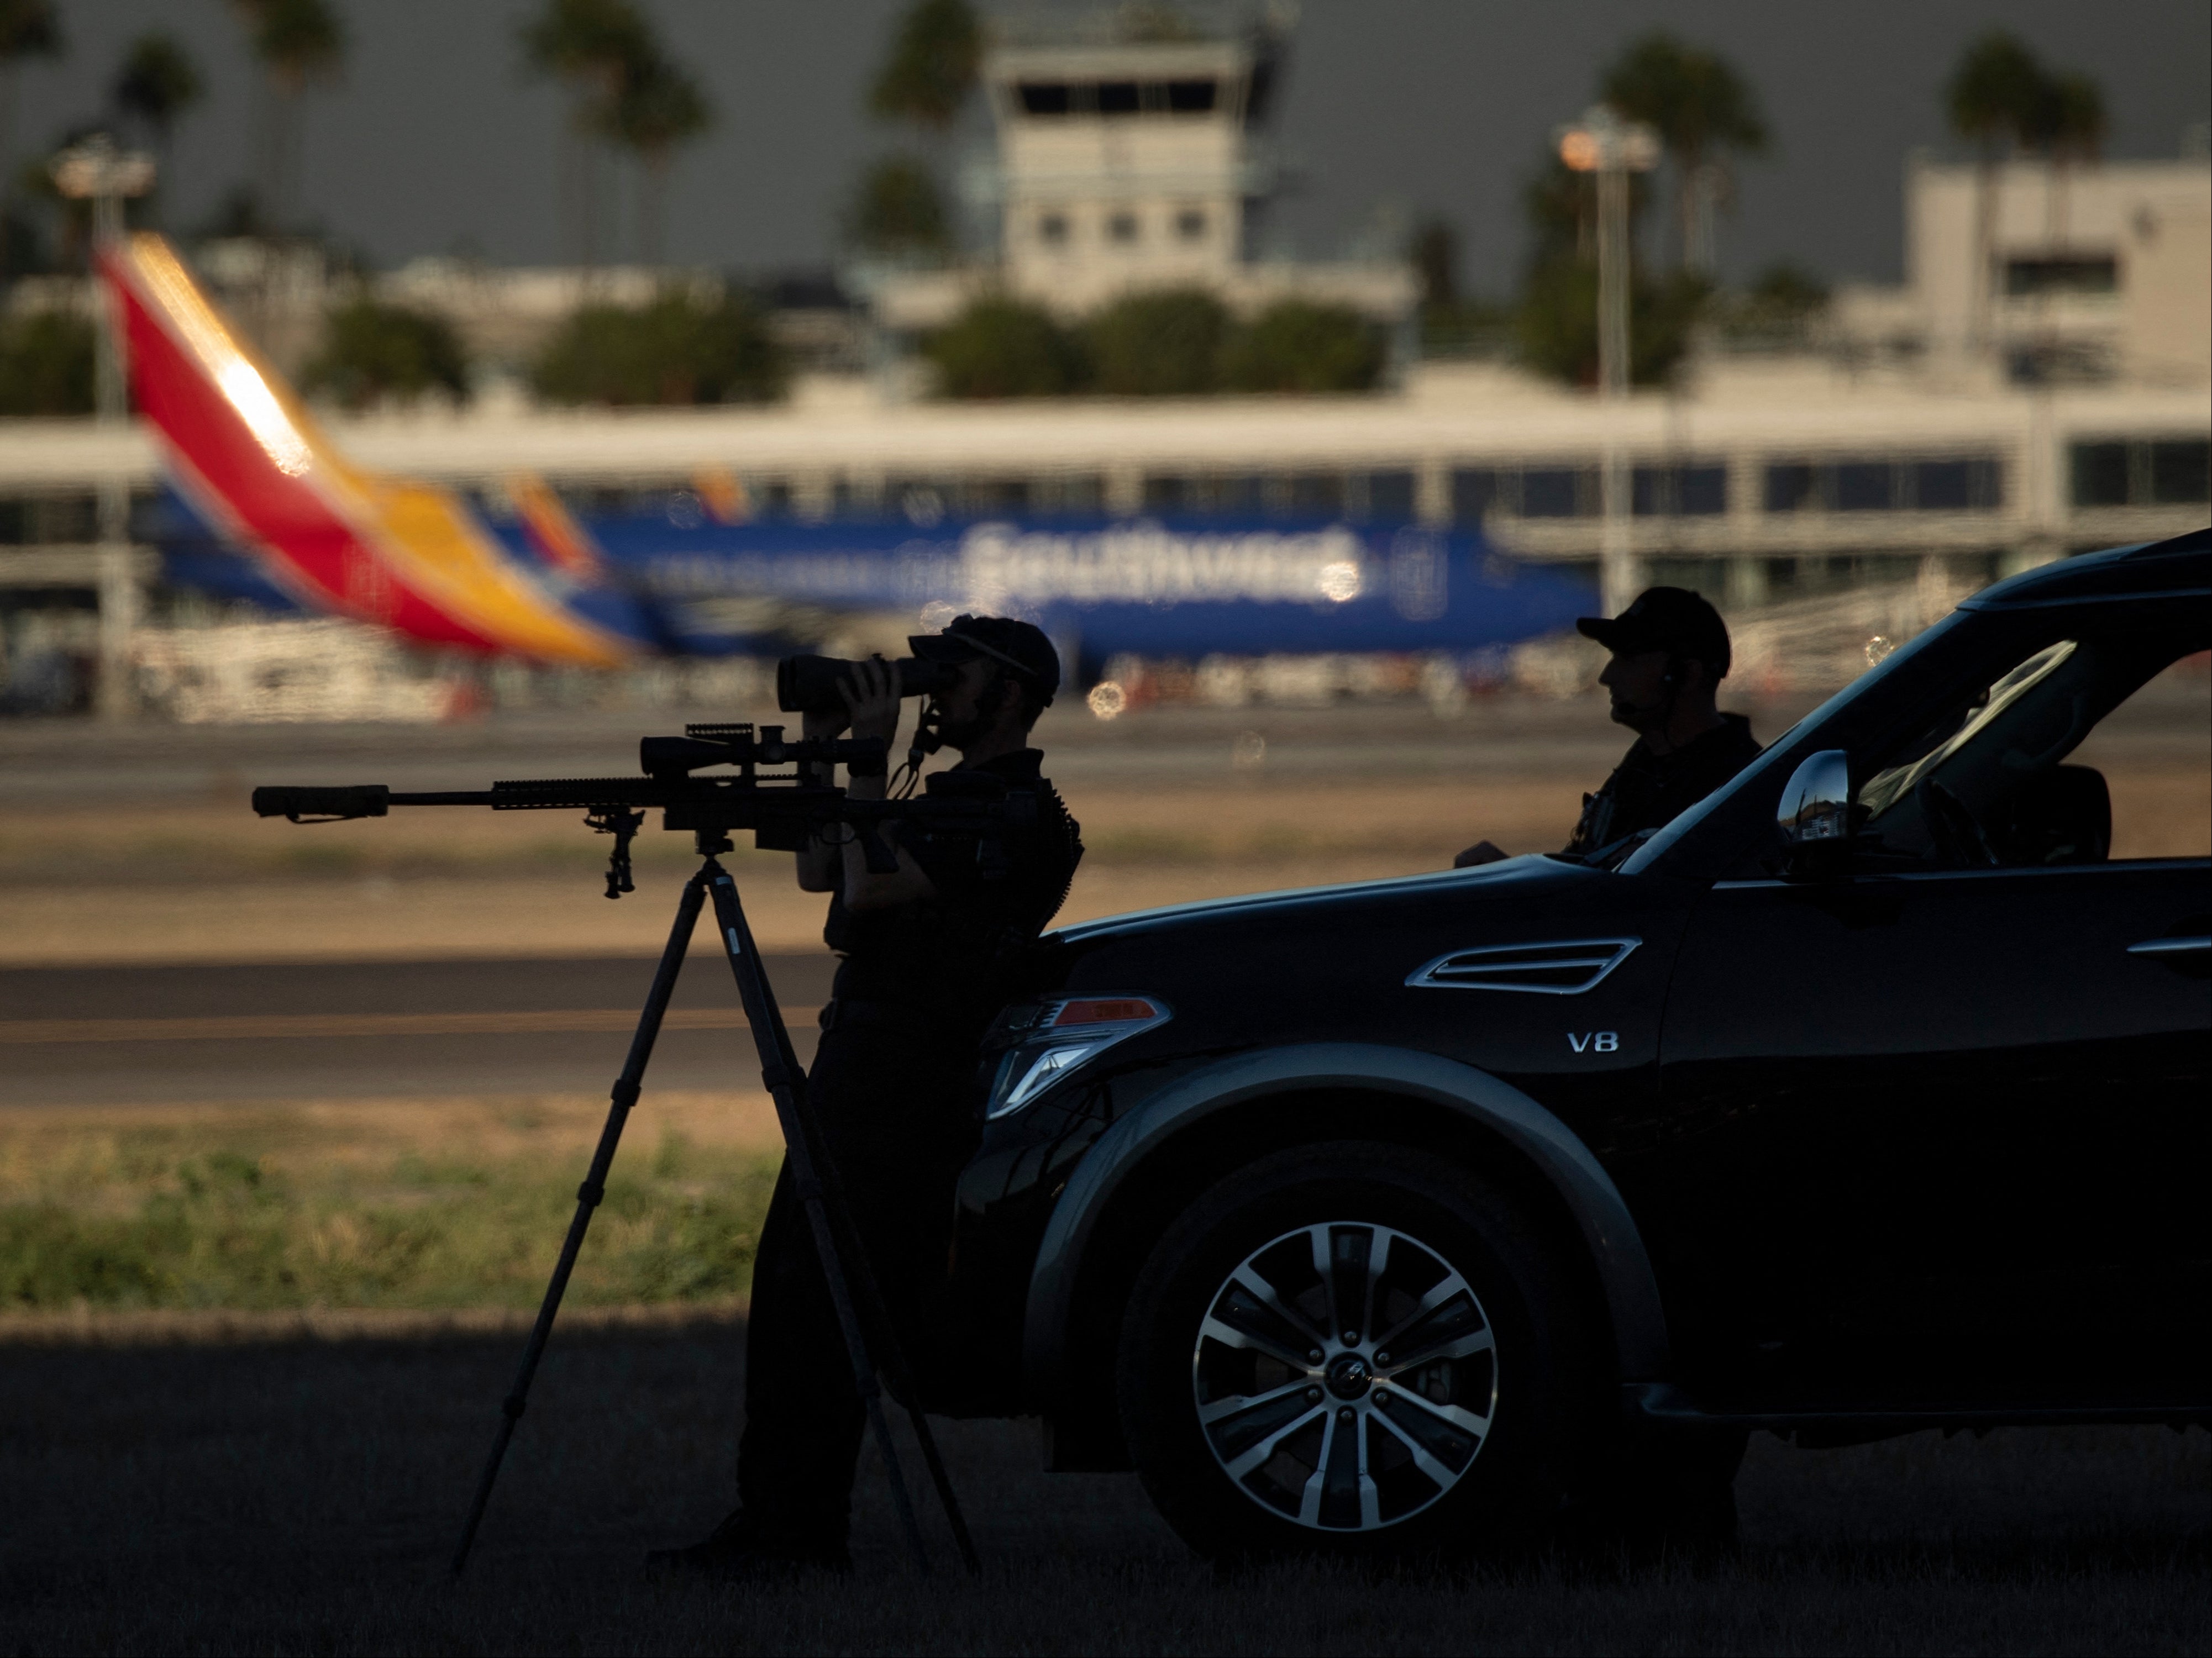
[1568,1031,1619,1053]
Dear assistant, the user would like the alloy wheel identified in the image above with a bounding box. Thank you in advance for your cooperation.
[1191,1220,1498,1531]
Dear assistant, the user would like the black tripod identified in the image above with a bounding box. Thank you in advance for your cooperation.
[448,831,980,1577]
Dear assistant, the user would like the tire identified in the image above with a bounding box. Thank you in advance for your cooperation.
[1116,1140,1601,1561]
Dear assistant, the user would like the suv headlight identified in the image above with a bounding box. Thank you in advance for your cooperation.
[982,996,1171,1120]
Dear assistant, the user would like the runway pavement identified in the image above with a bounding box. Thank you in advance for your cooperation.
[0,952,835,1108]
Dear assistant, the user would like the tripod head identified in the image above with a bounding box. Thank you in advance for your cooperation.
[251,722,1037,898]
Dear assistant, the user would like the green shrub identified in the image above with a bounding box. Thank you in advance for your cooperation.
[302,298,470,410]
[533,290,787,407]
[1085,287,1231,395]
[1221,299,1385,393]
[924,296,1086,398]
[0,310,94,415]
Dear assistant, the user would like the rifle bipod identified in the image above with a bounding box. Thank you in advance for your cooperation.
[448,842,980,1578]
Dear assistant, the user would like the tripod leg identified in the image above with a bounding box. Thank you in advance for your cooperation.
[449,869,708,1578]
[703,864,935,1575]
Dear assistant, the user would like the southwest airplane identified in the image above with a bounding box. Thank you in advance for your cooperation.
[107,231,1594,682]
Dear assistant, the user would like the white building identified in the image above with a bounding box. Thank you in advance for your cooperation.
[1835,149,2211,387]
[869,8,1415,333]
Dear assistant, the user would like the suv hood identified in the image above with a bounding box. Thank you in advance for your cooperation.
[1054,852,1595,951]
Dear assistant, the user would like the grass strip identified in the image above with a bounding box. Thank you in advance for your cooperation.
[0,1106,779,1313]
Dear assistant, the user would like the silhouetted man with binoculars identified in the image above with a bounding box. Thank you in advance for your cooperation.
[653,615,1082,1578]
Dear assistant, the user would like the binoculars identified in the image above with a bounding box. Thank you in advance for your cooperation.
[775,654,959,715]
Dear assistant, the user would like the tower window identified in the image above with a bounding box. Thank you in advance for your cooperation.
[1038,212,1069,246]
[1174,208,1207,242]
[2002,255,2119,297]
[1107,211,1139,245]
[1096,81,1141,115]
[1017,82,1071,115]
[1165,79,1218,113]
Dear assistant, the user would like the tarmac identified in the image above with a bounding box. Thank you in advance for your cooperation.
[2,678,2201,1110]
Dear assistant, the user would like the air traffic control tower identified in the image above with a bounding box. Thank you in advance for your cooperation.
[870,6,1413,331]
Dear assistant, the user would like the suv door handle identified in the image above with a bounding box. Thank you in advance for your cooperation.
[2127,935,2210,976]
[2128,936,2209,957]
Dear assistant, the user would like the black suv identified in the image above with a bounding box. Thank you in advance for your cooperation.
[923,530,2211,1557]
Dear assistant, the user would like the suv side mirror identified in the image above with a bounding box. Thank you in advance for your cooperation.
[1778,749,1853,878]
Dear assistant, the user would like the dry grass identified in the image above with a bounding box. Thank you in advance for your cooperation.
[0,1317,2203,1655]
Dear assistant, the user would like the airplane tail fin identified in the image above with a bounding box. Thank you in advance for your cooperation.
[102,233,649,666]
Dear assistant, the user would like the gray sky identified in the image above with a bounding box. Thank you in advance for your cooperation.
[12,1,2209,294]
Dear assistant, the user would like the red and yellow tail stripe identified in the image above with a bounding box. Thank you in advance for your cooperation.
[507,472,607,578]
[105,233,640,666]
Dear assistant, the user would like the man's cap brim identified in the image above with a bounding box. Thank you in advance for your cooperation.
[908,629,1050,683]
[908,634,975,663]
[1576,616,1632,650]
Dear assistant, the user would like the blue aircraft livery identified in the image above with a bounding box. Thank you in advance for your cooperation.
[165,501,1595,682]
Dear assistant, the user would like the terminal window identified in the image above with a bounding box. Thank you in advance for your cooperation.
[1364,471,1417,522]
[1520,467,1593,518]
[1631,464,1727,517]
[1038,212,1069,246]
[2072,438,2212,507]
[1910,459,2003,511]
[1174,208,1207,242]
[1165,79,1218,113]
[1286,472,1344,518]
[1450,466,1598,520]
[1141,474,1267,517]
[1765,456,2003,513]
[1450,468,1500,525]
[1834,461,1894,512]
[1107,211,1139,244]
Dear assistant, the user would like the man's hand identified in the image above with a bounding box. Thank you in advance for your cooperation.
[1453,840,1509,869]
[838,656,903,751]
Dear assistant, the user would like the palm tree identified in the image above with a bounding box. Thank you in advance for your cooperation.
[847,0,978,269]
[113,33,203,224]
[519,0,652,271]
[607,54,711,267]
[0,0,62,281]
[868,0,979,134]
[2034,71,2106,248]
[1601,33,1767,275]
[1946,31,2046,350]
[231,0,345,234]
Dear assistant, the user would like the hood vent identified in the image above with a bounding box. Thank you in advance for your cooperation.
[1406,937,1641,996]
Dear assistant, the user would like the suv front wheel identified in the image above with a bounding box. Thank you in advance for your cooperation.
[1117,1141,1598,1560]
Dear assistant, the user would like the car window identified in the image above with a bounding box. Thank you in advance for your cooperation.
[1855,629,2208,869]
[1858,639,2080,823]
[2070,651,2212,860]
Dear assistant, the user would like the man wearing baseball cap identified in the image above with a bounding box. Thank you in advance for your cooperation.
[654,614,1082,1578]
[1456,586,1761,866]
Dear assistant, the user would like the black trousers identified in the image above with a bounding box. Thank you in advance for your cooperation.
[732,1015,977,1549]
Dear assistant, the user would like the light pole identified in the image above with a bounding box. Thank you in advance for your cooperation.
[51,134,157,720]
[1556,106,1659,615]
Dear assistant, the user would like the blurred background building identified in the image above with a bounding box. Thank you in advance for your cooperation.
[0,0,2204,718]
